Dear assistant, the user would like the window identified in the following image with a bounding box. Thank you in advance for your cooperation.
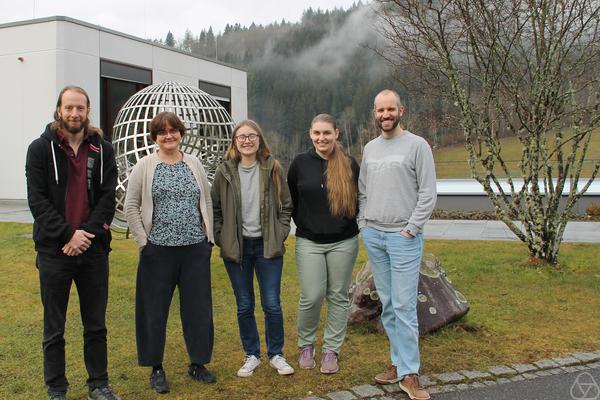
[199,80,231,114]
[100,60,151,141]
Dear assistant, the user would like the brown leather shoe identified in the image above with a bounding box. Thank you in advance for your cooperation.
[374,365,399,384]
[399,374,430,400]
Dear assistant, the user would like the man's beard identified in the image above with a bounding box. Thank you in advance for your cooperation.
[61,117,88,134]
[376,115,401,132]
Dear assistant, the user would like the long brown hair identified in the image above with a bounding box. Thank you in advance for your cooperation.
[51,85,103,137]
[226,120,283,206]
[311,114,357,218]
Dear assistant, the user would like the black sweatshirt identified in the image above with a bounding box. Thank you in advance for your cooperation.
[25,124,117,255]
[287,147,359,243]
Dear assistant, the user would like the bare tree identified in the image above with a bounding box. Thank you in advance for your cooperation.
[376,0,600,265]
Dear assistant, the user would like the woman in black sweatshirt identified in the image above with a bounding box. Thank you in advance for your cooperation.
[287,114,360,374]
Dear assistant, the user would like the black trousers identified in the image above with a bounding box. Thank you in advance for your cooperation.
[136,241,214,366]
[37,249,109,393]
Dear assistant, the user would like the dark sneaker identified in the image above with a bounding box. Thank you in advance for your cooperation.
[320,349,339,374]
[399,374,430,400]
[88,386,121,400]
[150,369,170,394]
[298,345,316,369]
[188,364,217,383]
[48,392,67,400]
[374,365,399,384]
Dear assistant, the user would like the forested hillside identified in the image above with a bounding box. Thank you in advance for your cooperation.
[157,4,459,165]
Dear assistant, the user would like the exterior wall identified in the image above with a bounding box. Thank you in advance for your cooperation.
[150,43,247,122]
[0,21,59,199]
[435,194,598,215]
[1,17,247,199]
[229,70,248,123]
[57,22,101,116]
[434,179,600,215]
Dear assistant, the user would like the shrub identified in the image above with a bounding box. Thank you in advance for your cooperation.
[586,202,600,218]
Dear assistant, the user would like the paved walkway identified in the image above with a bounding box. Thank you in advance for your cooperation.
[431,366,600,400]
[425,219,600,243]
[3,199,600,243]
[309,355,600,400]
[0,199,34,223]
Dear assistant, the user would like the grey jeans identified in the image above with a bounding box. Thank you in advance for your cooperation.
[295,235,359,354]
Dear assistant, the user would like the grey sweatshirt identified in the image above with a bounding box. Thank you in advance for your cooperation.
[357,131,437,234]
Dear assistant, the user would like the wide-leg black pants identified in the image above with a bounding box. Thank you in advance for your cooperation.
[135,241,214,366]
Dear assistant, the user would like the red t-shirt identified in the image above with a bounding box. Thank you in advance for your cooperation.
[57,132,90,230]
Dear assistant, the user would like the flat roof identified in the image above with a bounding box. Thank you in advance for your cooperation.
[0,15,246,72]
[437,179,600,195]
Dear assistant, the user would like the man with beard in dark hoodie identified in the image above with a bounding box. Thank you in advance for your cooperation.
[25,86,120,400]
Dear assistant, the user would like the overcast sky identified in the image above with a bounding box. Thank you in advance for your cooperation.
[0,0,366,40]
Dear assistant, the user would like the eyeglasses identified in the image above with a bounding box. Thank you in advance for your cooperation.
[235,134,259,143]
[156,128,180,137]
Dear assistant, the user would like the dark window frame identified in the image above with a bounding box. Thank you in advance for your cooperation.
[100,59,152,84]
[198,79,231,101]
[100,60,152,141]
[199,80,232,114]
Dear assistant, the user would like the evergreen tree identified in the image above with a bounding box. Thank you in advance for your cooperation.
[206,27,216,59]
[165,31,175,47]
[181,29,194,53]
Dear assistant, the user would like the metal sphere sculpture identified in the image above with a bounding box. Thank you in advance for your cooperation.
[112,81,233,220]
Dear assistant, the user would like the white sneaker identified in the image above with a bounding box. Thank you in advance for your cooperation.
[269,355,295,375]
[237,355,261,377]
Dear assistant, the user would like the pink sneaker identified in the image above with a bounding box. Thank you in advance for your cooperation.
[298,345,316,369]
[320,349,339,374]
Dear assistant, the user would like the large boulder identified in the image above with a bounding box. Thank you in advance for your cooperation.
[348,253,469,334]
[347,260,384,332]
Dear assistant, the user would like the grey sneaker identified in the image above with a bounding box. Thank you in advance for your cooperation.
[269,355,295,375]
[88,386,121,400]
[298,345,316,369]
[320,349,339,374]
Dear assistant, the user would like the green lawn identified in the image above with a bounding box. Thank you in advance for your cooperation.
[434,130,600,178]
[1,222,599,399]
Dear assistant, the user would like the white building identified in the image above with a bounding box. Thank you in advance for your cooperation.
[0,16,247,199]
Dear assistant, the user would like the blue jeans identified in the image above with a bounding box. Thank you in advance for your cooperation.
[361,226,423,377]
[224,238,284,359]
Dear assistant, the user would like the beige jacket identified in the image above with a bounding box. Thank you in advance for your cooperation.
[124,151,214,247]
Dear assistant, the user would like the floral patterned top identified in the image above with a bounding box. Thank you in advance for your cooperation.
[148,161,205,246]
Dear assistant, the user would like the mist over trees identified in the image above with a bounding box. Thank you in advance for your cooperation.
[376,0,600,265]
[161,4,460,165]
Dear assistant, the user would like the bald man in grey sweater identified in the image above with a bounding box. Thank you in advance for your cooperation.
[358,89,436,400]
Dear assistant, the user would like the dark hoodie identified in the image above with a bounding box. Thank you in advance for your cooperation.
[287,147,360,243]
[25,123,117,255]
